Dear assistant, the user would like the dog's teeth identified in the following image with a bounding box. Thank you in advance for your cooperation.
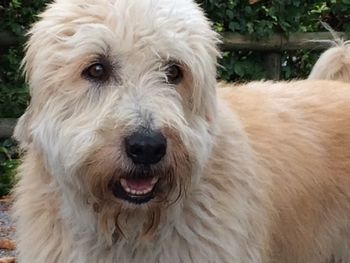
[120,177,157,196]
[120,179,127,188]
[151,177,159,185]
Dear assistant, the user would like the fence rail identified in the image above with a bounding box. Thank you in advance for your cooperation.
[0,31,348,138]
[1,31,346,50]
[222,32,349,51]
[0,119,17,139]
[0,32,21,47]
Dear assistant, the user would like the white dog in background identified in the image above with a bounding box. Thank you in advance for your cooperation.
[309,39,350,81]
[13,0,350,262]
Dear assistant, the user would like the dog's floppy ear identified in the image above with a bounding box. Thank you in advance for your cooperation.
[14,105,34,150]
[14,29,36,150]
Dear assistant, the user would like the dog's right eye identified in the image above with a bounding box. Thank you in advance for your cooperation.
[83,62,110,82]
[164,63,183,85]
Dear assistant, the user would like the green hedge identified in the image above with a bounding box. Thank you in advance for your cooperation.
[0,138,19,196]
[0,0,48,118]
[0,0,48,195]
[1,1,350,119]
[198,0,350,81]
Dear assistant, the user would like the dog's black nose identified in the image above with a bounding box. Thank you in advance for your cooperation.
[125,131,167,165]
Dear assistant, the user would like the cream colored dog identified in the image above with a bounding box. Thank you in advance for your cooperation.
[13,0,350,262]
[309,39,350,81]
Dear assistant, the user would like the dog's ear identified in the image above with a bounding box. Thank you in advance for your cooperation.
[14,105,34,150]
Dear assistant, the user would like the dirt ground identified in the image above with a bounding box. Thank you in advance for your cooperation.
[0,196,16,263]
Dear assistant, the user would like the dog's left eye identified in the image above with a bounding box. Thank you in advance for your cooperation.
[83,62,110,82]
[165,64,183,85]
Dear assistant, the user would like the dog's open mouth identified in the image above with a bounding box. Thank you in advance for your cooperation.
[112,176,159,204]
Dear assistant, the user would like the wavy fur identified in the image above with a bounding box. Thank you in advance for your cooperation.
[309,25,350,82]
[13,0,350,262]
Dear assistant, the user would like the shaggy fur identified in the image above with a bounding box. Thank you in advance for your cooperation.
[13,0,350,262]
[309,39,350,81]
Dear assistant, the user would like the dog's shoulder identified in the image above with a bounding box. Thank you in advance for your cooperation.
[217,79,350,180]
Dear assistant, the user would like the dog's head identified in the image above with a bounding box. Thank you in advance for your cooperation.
[16,0,219,238]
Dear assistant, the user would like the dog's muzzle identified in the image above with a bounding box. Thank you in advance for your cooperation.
[112,130,167,204]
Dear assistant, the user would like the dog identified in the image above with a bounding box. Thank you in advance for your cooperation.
[13,0,350,262]
[309,39,350,81]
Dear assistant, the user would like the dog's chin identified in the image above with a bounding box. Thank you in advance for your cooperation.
[112,175,159,205]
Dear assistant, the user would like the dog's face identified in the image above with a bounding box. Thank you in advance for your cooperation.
[16,0,219,236]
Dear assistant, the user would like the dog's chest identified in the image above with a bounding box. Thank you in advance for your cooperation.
[78,215,263,263]
[85,233,238,263]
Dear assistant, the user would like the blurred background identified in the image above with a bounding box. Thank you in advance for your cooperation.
[0,0,349,194]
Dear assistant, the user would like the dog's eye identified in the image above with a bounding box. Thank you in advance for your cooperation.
[165,64,183,85]
[83,62,110,82]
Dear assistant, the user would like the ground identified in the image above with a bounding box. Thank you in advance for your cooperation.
[0,196,16,263]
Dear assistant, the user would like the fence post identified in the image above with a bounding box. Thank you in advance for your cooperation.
[264,52,281,80]
[0,119,17,139]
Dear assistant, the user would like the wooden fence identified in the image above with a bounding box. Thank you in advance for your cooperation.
[0,119,17,139]
[0,31,348,138]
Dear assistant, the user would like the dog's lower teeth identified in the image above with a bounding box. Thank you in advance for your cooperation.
[119,178,156,196]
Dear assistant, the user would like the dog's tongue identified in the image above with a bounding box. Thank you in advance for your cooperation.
[126,177,154,191]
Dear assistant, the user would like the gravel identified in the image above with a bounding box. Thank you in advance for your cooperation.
[0,197,16,258]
